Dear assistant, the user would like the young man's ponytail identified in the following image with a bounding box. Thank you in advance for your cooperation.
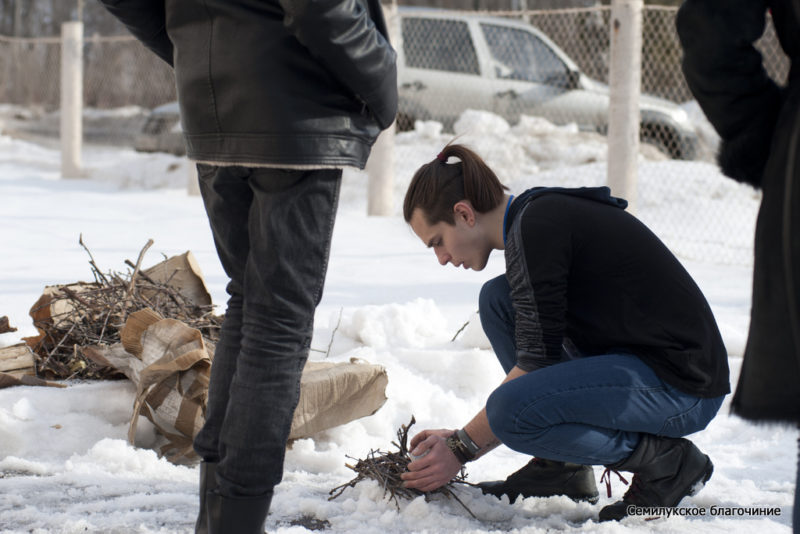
[403,143,507,225]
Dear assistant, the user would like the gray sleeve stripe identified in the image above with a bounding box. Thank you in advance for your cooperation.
[504,204,546,370]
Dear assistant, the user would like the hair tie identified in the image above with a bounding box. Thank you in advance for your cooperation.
[436,152,447,163]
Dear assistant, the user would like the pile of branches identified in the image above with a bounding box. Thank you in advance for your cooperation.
[329,416,476,518]
[28,237,222,380]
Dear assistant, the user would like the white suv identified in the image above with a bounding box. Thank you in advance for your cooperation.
[135,8,699,160]
[397,8,698,159]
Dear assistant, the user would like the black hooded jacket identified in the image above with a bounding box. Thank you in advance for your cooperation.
[503,187,730,398]
[99,0,398,169]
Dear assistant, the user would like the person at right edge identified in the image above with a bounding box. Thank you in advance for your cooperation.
[96,1,397,533]
[677,1,800,532]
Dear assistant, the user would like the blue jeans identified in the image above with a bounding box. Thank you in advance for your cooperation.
[480,275,725,465]
[193,165,341,497]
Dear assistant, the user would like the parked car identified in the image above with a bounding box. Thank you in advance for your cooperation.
[133,101,185,155]
[397,7,698,159]
[134,8,699,160]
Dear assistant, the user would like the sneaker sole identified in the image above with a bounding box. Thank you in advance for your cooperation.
[576,494,600,505]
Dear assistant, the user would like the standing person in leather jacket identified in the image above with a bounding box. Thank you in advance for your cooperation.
[677,2,800,531]
[98,1,397,532]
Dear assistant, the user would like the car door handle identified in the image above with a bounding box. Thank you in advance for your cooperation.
[495,90,518,99]
[401,81,426,91]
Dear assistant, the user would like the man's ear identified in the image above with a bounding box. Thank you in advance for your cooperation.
[453,201,476,226]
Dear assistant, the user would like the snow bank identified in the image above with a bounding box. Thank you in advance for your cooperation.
[0,107,794,533]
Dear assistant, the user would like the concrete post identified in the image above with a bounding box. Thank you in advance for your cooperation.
[60,21,83,179]
[607,0,642,213]
[187,161,200,196]
[366,1,398,216]
[366,123,396,216]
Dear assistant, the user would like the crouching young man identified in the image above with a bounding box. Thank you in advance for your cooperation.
[399,144,729,521]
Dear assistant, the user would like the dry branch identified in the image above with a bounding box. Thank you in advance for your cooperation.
[329,416,476,518]
[128,238,154,295]
[24,238,222,380]
[450,309,478,342]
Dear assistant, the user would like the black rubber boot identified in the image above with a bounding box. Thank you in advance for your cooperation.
[206,489,273,534]
[598,435,713,522]
[195,462,218,534]
[478,458,599,504]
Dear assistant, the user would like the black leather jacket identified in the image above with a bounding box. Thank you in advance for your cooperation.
[100,0,398,169]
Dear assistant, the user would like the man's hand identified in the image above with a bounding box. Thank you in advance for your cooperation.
[400,429,462,492]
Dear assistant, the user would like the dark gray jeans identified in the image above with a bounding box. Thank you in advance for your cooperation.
[192,164,341,497]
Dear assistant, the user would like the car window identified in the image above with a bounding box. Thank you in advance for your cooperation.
[480,23,569,86]
[402,18,480,75]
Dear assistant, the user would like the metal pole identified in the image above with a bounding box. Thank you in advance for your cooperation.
[607,0,642,214]
[14,0,23,37]
[187,162,201,196]
[61,21,83,178]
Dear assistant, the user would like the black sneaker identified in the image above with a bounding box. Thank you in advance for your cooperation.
[598,436,714,522]
[478,458,599,504]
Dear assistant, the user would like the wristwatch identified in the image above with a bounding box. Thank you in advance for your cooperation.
[446,428,480,464]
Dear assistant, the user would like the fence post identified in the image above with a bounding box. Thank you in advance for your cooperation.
[366,2,398,216]
[187,161,200,196]
[607,0,642,213]
[61,21,83,179]
[366,121,395,216]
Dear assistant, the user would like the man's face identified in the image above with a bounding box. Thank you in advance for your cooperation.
[409,206,490,271]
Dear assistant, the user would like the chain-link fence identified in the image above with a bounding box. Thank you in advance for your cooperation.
[0,34,175,110]
[0,5,786,265]
[397,6,785,155]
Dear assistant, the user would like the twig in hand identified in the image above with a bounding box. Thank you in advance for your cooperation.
[328,416,476,519]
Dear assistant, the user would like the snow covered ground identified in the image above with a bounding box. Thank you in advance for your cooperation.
[0,110,795,533]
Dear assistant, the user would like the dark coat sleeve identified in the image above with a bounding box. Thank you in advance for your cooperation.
[510,211,572,372]
[97,0,174,67]
[676,0,781,188]
[277,0,398,129]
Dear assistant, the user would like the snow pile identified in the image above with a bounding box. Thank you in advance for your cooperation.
[0,107,795,533]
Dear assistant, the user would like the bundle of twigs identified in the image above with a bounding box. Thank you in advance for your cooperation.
[28,236,222,380]
[329,416,476,518]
